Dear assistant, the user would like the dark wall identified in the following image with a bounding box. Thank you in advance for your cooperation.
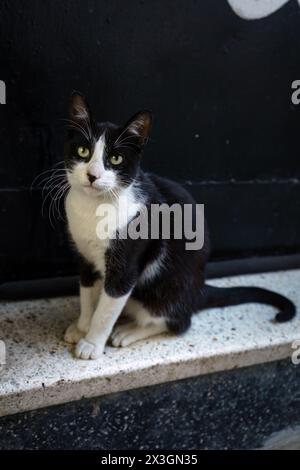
[0,0,300,283]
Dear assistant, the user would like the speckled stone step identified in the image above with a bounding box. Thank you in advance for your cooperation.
[0,269,299,418]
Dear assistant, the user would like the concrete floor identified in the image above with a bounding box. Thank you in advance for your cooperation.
[0,269,300,418]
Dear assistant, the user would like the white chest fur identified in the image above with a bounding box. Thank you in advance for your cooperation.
[65,187,141,276]
[65,188,108,274]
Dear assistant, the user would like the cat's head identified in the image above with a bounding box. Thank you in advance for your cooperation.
[64,92,152,197]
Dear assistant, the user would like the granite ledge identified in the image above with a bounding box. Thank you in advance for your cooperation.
[0,269,299,417]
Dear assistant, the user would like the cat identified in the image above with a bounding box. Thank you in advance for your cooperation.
[63,92,295,360]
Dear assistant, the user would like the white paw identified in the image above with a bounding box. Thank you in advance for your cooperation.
[64,322,85,344]
[111,323,140,348]
[75,338,103,360]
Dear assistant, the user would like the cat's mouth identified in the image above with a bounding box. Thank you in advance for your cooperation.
[82,183,109,196]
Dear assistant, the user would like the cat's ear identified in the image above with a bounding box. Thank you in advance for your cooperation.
[124,110,152,145]
[69,92,91,122]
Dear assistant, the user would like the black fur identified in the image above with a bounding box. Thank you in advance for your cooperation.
[79,256,101,288]
[65,93,296,336]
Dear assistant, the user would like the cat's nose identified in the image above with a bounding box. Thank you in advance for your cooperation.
[87,173,97,184]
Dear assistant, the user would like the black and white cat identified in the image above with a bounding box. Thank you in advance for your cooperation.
[63,92,295,360]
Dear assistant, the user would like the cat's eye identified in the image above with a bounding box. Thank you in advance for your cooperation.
[77,146,90,158]
[110,155,123,165]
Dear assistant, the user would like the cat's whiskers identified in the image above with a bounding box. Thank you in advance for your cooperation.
[114,122,135,145]
[31,161,65,191]
[51,182,70,224]
[114,138,139,151]
[47,181,70,227]
[40,172,67,195]
[33,169,66,193]
[98,184,119,201]
[42,176,69,222]
[62,118,92,142]
[41,173,67,199]
[108,187,120,200]
[68,124,90,142]
[115,135,138,146]
[51,181,66,215]
[74,105,93,140]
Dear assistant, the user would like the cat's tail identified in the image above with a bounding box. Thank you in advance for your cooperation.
[201,284,296,322]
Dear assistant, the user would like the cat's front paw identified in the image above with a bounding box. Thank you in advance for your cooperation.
[75,338,103,360]
[64,322,85,344]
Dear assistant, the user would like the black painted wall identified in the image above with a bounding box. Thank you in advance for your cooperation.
[0,0,300,283]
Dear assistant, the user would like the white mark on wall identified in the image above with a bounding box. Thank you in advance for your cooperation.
[227,0,300,20]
